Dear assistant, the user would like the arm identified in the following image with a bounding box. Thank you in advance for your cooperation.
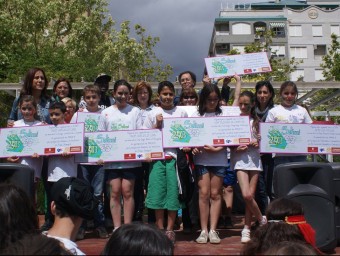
[232,74,242,106]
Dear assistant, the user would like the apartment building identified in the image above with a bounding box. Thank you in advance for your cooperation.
[208,0,340,82]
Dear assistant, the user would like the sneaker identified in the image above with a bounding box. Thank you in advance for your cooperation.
[224,216,234,229]
[76,227,86,240]
[208,230,221,244]
[165,230,176,244]
[96,226,109,239]
[259,216,267,226]
[241,228,251,243]
[196,230,208,244]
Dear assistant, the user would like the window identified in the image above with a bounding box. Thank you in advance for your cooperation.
[290,47,307,59]
[289,25,302,37]
[314,45,326,60]
[291,69,304,81]
[232,46,245,54]
[330,25,340,36]
[312,26,323,37]
[271,46,286,57]
[270,23,285,37]
[232,23,251,35]
[315,70,325,81]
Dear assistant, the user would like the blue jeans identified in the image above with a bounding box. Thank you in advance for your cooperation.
[79,164,105,227]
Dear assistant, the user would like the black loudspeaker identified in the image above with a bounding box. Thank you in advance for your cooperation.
[329,163,340,245]
[274,162,337,252]
[0,163,35,202]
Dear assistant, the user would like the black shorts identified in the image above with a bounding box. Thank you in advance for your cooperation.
[106,168,139,181]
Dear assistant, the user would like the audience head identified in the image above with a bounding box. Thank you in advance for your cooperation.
[53,78,73,100]
[21,67,49,98]
[133,81,153,108]
[255,80,275,109]
[0,184,38,251]
[179,87,198,106]
[95,73,111,94]
[49,101,66,125]
[263,241,319,255]
[51,177,97,220]
[198,83,222,116]
[101,223,174,255]
[178,71,196,89]
[279,81,299,107]
[61,97,77,123]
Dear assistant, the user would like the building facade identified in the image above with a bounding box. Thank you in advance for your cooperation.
[208,0,340,82]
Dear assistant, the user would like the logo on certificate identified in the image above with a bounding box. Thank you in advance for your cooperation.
[239,138,250,144]
[307,147,318,153]
[213,139,225,145]
[44,147,56,154]
[151,152,163,158]
[124,153,136,160]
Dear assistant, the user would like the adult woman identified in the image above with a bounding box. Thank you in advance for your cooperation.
[61,97,77,123]
[179,87,199,106]
[254,81,275,209]
[51,78,73,102]
[8,67,51,124]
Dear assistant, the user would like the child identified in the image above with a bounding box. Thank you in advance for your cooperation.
[7,95,43,196]
[70,84,108,240]
[265,81,313,166]
[98,79,142,233]
[143,81,188,243]
[230,91,266,243]
[45,101,78,230]
[191,84,228,244]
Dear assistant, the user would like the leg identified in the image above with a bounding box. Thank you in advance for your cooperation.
[223,185,234,219]
[197,172,210,233]
[133,166,144,221]
[109,178,122,228]
[121,178,135,224]
[155,209,165,229]
[91,166,106,231]
[209,174,223,231]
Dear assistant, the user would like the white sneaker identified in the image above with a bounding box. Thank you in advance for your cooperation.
[241,228,251,243]
[196,230,208,244]
[260,216,267,226]
[208,230,221,244]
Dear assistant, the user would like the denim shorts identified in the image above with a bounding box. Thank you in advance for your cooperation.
[195,165,226,178]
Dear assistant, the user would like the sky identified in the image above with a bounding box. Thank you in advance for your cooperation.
[108,0,267,82]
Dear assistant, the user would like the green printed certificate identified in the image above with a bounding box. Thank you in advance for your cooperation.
[75,129,164,163]
[0,123,84,157]
[76,112,103,132]
[162,116,251,148]
[260,123,340,154]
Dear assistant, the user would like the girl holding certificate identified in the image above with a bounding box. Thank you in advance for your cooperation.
[231,91,267,243]
[99,79,142,233]
[191,84,228,244]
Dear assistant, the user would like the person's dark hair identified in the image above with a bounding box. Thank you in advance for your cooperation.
[132,81,153,106]
[198,83,222,116]
[279,81,299,99]
[113,79,132,93]
[0,184,39,251]
[263,241,319,255]
[179,87,199,106]
[18,95,39,120]
[239,90,259,134]
[49,101,66,113]
[241,198,309,255]
[53,78,73,99]
[178,70,197,86]
[158,81,175,94]
[0,234,72,255]
[20,67,49,99]
[101,223,174,255]
[255,80,275,108]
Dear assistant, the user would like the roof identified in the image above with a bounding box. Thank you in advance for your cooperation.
[215,16,287,23]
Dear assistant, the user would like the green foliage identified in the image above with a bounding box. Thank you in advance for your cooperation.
[321,33,340,81]
[0,0,172,83]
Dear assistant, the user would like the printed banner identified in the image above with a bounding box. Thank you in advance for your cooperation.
[260,123,340,154]
[163,116,251,148]
[176,106,241,117]
[76,112,103,132]
[0,123,84,158]
[75,129,164,163]
[205,52,272,78]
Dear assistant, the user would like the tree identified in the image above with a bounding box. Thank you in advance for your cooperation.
[0,0,172,82]
[321,33,340,81]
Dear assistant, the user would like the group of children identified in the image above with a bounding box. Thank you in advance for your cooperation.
[5,69,314,245]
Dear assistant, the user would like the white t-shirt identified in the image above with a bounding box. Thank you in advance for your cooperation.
[99,104,142,169]
[44,234,85,255]
[47,155,77,182]
[143,106,188,157]
[13,119,43,179]
[190,111,228,166]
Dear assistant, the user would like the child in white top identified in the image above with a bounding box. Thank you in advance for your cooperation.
[143,81,187,243]
[98,80,142,232]
[191,83,228,244]
[231,91,266,243]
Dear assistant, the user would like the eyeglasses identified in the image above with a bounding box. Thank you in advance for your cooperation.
[183,96,196,100]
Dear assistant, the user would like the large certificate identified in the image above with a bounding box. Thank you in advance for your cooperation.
[75,112,103,132]
[0,123,84,158]
[176,106,240,117]
[205,52,272,78]
[75,129,164,163]
[163,116,251,148]
[260,123,340,154]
